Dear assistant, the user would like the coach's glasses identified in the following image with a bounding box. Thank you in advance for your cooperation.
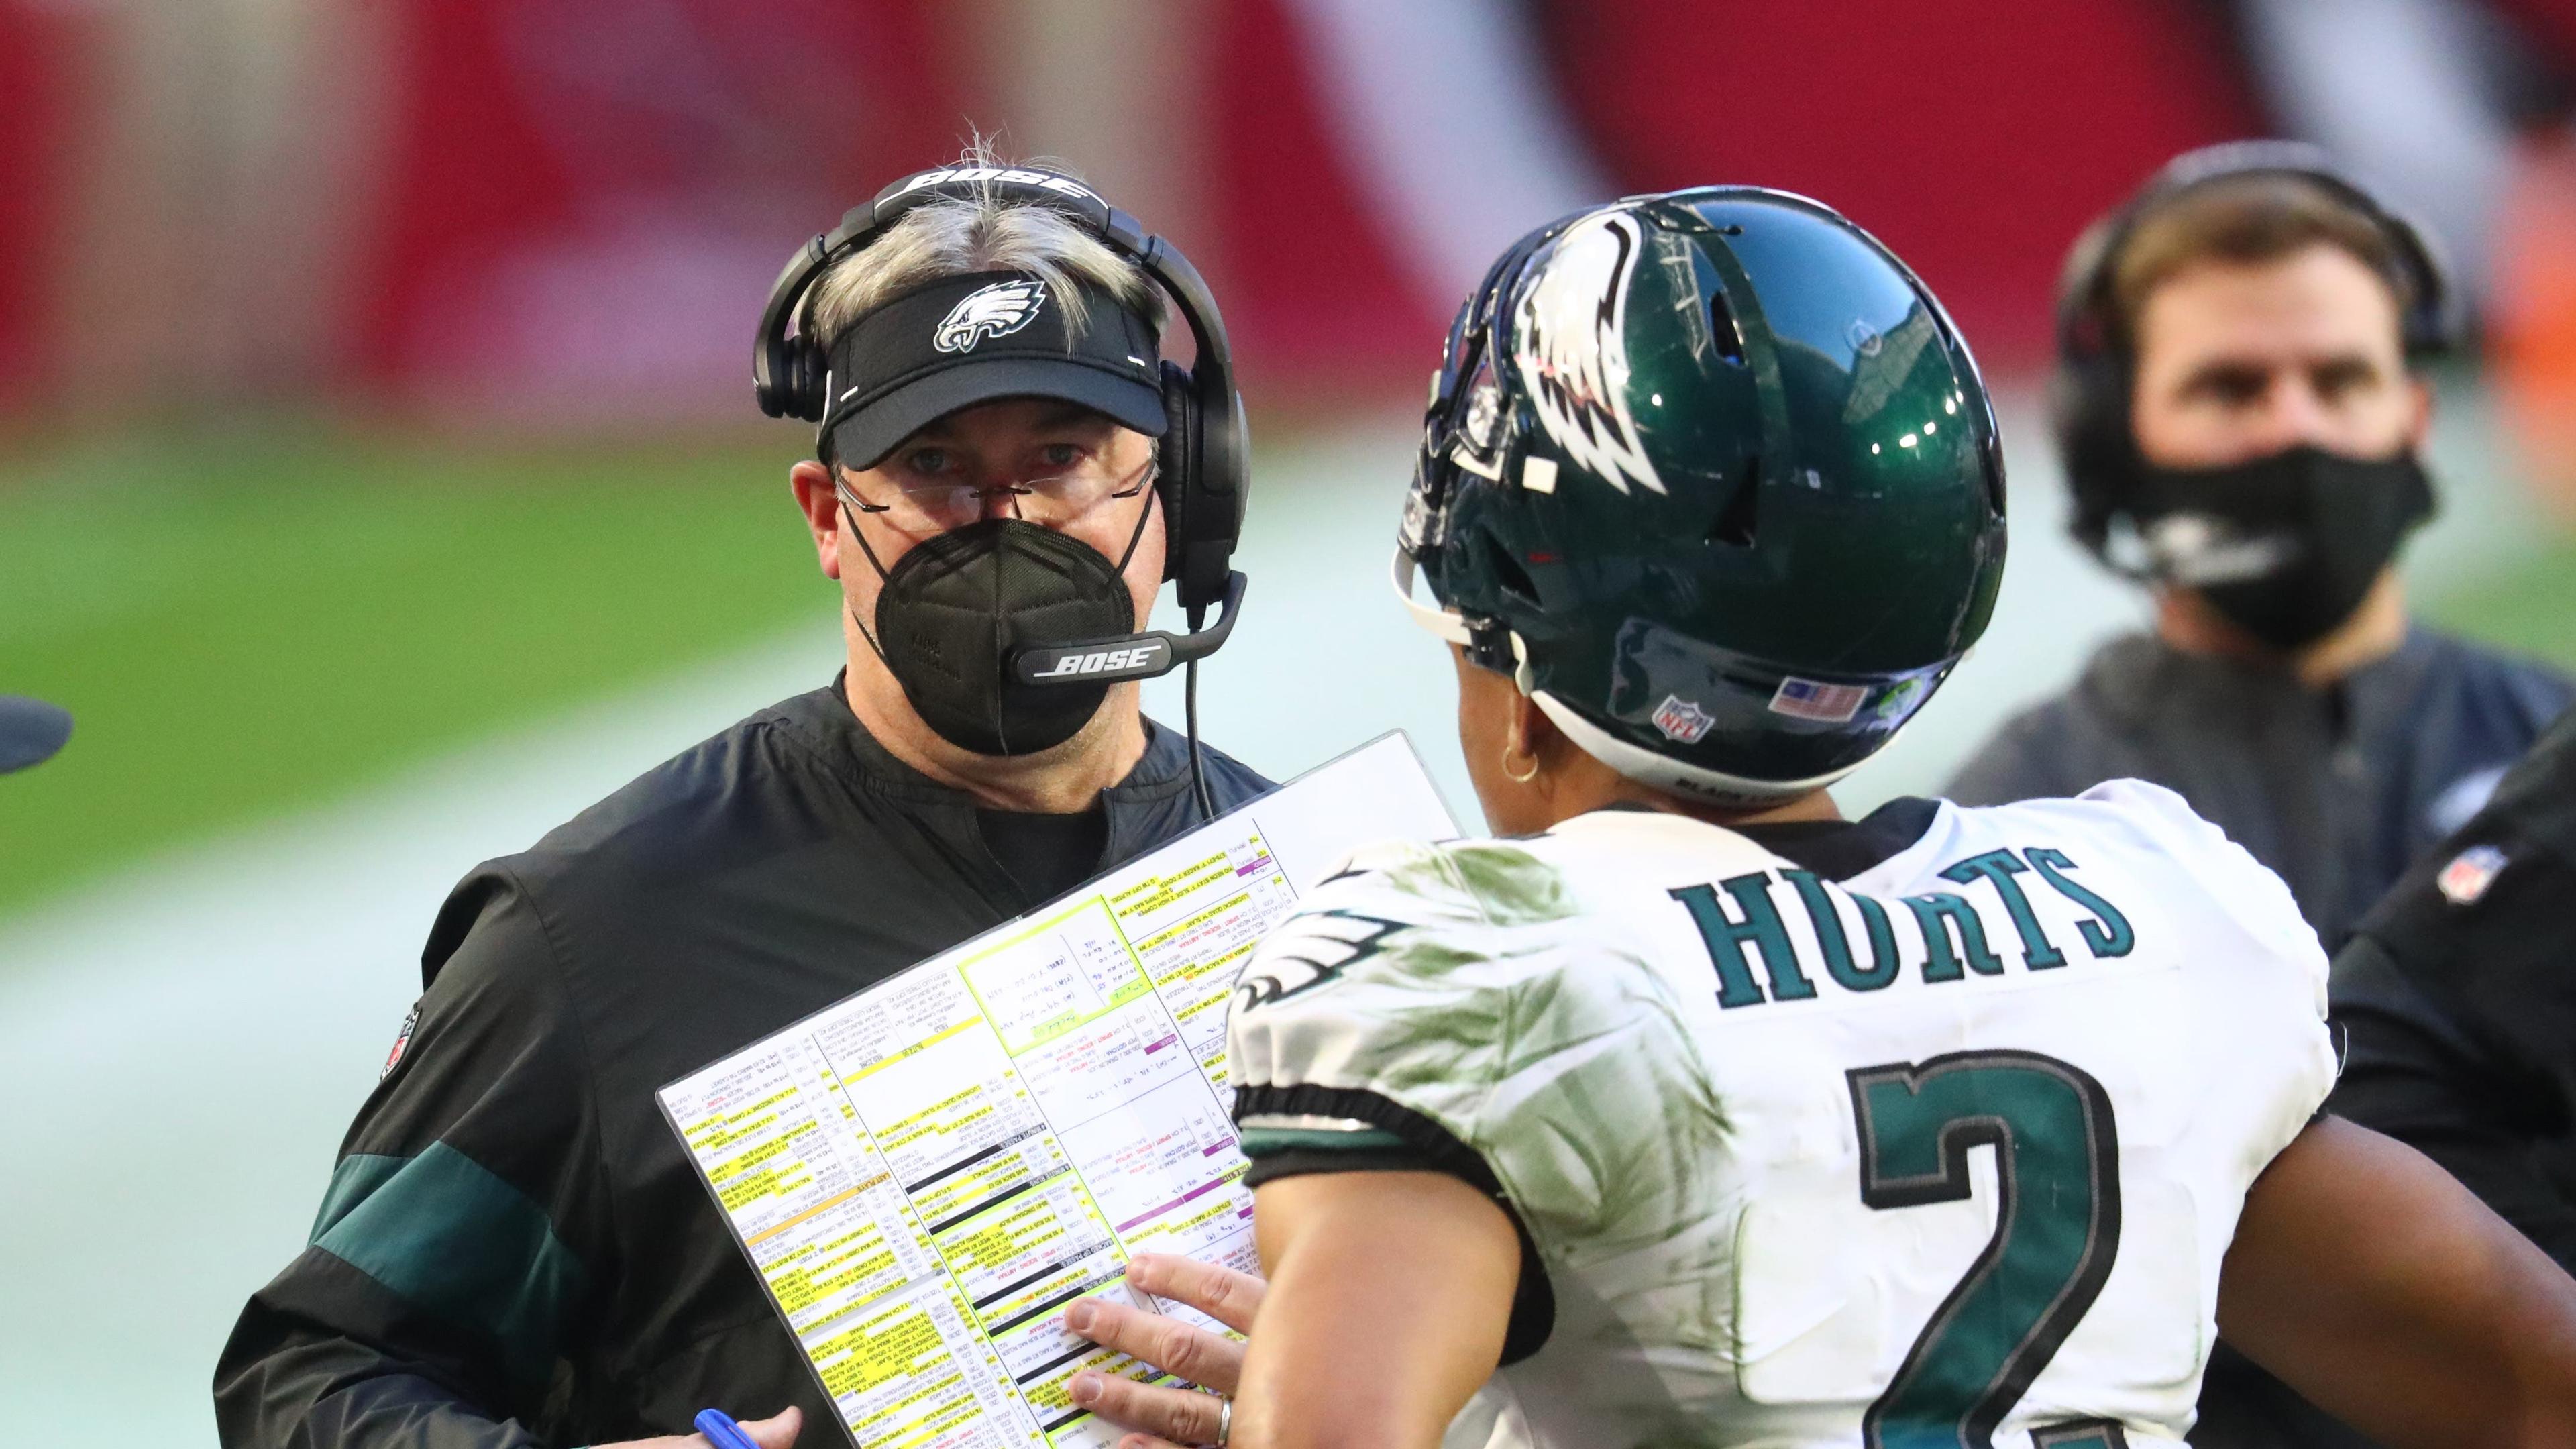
[835,450,1157,539]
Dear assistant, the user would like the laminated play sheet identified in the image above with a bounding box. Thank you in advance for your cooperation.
[658,733,1458,1448]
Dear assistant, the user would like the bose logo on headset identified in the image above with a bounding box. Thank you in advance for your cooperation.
[892,167,1104,205]
[1028,641,1169,679]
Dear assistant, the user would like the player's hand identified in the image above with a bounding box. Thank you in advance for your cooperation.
[1065,1254,1265,1447]
[594,1405,802,1449]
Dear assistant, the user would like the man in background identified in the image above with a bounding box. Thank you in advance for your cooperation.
[1950,143,2570,953]
[1947,143,2575,1449]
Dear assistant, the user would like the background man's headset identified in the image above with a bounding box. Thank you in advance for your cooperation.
[755,164,1251,816]
[2049,139,2460,570]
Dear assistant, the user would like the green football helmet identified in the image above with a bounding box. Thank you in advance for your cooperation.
[1398,187,2007,806]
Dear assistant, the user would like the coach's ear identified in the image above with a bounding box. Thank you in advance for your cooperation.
[790,461,843,580]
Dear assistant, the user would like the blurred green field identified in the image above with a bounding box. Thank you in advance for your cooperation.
[0,428,828,918]
[2422,541,2576,673]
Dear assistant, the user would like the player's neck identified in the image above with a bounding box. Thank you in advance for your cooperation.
[1554,753,1843,831]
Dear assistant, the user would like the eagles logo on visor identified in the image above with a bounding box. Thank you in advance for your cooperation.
[934,279,1048,354]
[821,270,1168,470]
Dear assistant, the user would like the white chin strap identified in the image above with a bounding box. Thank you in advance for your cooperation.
[1396,547,1870,808]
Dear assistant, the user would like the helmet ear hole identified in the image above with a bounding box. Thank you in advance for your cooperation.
[1707,290,1746,366]
[1482,530,1543,608]
[1707,458,1762,546]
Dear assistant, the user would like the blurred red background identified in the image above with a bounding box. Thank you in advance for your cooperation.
[5,0,2574,427]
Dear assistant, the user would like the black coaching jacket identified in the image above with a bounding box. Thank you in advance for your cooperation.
[2330,700,2576,1271]
[214,681,1269,1448]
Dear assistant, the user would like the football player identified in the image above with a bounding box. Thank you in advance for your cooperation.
[1196,191,2576,1449]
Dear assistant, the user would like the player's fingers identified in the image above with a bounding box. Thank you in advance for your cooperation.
[1122,1252,1266,1332]
[1067,1368,1225,1445]
[1065,1296,1244,1393]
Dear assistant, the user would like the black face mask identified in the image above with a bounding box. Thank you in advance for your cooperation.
[2127,445,2436,651]
[848,508,1150,757]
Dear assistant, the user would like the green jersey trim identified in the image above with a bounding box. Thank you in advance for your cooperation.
[1238,1122,1413,1156]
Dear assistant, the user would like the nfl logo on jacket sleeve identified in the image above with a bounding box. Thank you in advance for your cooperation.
[2436,843,2509,906]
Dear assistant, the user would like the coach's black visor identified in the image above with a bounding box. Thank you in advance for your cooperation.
[820,270,1166,469]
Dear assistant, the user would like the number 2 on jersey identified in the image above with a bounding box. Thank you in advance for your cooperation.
[1846,1051,2125,1449]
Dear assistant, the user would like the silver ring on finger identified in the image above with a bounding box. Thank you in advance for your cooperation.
[1214,1395,1232,1447]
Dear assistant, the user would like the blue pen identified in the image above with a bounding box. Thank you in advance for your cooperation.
[694,1409,760,1449]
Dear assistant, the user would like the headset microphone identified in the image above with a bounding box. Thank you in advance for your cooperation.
[1012,570,1248,686]
[1014,568,1247,818]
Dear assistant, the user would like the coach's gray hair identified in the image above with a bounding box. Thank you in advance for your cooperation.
[804,150,1168,350]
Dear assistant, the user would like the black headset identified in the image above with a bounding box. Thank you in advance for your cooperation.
[755,164,1250,616]
[2050,140,2459,564]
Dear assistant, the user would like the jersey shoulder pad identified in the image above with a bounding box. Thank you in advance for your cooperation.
[1228,835,1595,1132]
[1230,834,1719,1244]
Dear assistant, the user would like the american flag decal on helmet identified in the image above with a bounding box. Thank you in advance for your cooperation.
[1768,676,1867,724]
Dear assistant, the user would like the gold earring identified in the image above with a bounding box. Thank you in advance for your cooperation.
[1502,741,1540,784]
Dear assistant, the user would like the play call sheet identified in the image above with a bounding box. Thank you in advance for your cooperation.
[659,735,1455,1449]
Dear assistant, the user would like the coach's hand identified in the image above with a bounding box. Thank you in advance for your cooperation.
[598,1405,802,1449]
[1065,1254,1265,1448]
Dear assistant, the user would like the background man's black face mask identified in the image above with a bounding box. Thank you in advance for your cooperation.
[2127,444,2436,651]
[863,518,1139,757]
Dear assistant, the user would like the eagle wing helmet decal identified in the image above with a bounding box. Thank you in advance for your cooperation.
[934,279,1049,354]
[1511,209,1664,495]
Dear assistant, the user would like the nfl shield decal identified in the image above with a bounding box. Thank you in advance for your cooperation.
[2436,843,2509,906]
[1652,694,1715,743]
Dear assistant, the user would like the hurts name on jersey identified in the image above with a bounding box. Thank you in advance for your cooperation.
[1668,847,2137,1009]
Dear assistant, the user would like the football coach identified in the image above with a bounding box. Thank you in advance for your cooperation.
[214,156,1269,1449]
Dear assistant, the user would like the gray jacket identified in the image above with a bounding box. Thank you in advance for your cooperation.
[1947,627,2570,950]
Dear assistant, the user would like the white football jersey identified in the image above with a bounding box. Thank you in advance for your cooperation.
[1228,782,2334,1449]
